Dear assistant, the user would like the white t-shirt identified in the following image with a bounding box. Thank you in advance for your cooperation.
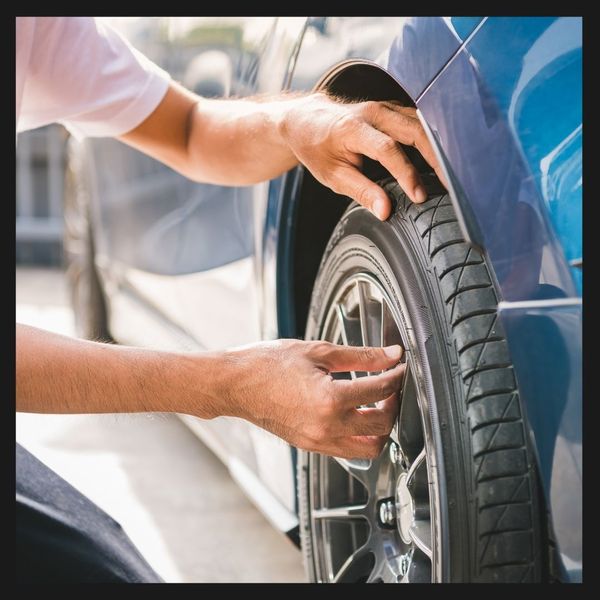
[16,17,171,139]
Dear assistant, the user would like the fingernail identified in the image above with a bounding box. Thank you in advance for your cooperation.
[383,345,402,360]
[374,197,388,220]
[414,186,427,203]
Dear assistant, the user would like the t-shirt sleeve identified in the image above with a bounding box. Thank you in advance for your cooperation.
[18,17,171,138]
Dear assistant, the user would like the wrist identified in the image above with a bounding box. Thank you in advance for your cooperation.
[174,350,248,419]
[275,93,316,150]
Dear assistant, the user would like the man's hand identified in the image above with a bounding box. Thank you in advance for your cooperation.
[280,93,443,220]
[120,84,443,221]
[17,325,404,459]
[215,339,405,459]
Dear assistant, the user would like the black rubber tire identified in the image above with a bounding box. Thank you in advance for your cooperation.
[298,176,545,583]
[63,138,112,342]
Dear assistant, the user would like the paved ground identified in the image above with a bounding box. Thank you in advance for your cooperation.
[16,267,306,583]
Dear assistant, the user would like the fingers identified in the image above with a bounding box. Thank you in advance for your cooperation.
[331,164,394,220]
[314,435,389,460]
[316,342,403,372]
[379,105,441,175]
[343,394,398,436]
[347,122,426,205]
[379,104,450,189]
[333,362,406,408]
[361,101,450,202]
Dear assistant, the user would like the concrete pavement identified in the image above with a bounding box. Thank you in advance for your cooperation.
[16,267,306,583]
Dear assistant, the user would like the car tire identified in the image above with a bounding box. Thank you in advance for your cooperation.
[63,139,112,342]
[298,175,545,583]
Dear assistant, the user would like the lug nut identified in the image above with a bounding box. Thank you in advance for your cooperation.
[399,553,410,577]
[389,442,400,464]
[378,500,396,527]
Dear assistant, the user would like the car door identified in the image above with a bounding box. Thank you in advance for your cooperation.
[89,18,260,353]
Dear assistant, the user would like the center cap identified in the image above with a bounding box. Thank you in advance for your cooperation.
[395,472,414,545]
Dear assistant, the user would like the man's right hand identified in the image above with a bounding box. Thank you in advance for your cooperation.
[212,339,405,459]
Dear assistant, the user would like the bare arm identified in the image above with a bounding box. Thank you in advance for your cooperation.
[119,82,443,220]
[17,324,404,459]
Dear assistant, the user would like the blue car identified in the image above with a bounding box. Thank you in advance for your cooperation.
[64,17,582,583]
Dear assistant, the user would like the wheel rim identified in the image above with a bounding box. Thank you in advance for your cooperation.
[309,272,440,583]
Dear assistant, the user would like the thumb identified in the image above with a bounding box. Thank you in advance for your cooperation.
[324,344,403,373]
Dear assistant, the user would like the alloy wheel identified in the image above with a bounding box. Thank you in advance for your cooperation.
[308,273,441,583]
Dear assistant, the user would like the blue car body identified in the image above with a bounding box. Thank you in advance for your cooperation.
[80,17,581,581]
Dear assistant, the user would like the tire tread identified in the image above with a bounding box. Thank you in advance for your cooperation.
[381,178,541,582]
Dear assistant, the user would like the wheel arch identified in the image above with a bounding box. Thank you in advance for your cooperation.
[279,61,434,340]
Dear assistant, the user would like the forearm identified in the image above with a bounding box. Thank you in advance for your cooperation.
[16,324,228,417]
[119,83,301,186]
[183,95,301,185]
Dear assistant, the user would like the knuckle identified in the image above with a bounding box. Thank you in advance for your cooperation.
[404,168,420,184]
[321,388,339,418]
[380,379,395,397]
[362,100,379,119]
[378,137,398,155]
[334,111,359,134]
[311,425,328,444]
[355,185,372,208]
[329,179,346,197]
[360,346,375,361]
[310,340,332,359]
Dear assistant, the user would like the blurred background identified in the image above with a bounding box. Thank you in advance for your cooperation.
[16,17,305,583]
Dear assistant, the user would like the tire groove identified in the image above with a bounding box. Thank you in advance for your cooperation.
[479,527,533,539]
[480,561,530,570]
[474,392,520,480]
[471,416,522,433]
[421,217,458,239]
[464,313,496,405]
[449,247,472,323]
[412,204,437,222]
[478,477,527,565]
[478,471,529,484]
[446,282,492,304]
[474,443,525,459]
[452,308,497,328]
[427,195,447,256]
[463,363,513,380]
[439,258,484,280]
[520,565,533,582]
[478,499,531,511]
[458,336,504,355]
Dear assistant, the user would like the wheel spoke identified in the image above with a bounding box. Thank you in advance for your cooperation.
[406,447,427,484]
[381,300,403,347]
[332,544,371,583]
[332,456,373,487]
[409,520,432,559]
[398,364,424,463]
[357,281,382,349]
[312,503,368,521]
[367,554,400,583]
[335,304,362,379]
